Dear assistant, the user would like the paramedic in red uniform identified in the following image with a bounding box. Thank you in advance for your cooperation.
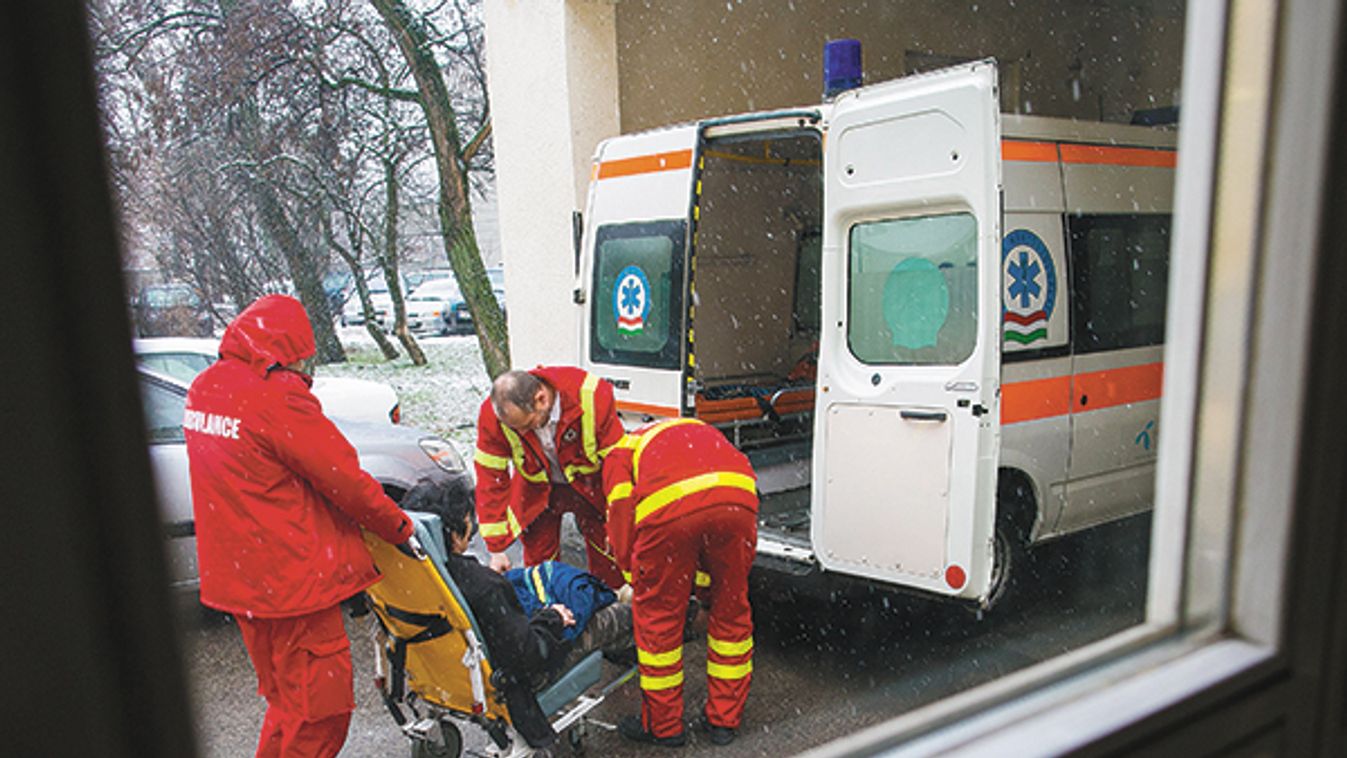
[603,418,759,747]
[184,295,413,758]
[473,367,624,588]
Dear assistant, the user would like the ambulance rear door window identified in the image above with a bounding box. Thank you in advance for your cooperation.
[1069,214,1171,353]
[590,220,686,369]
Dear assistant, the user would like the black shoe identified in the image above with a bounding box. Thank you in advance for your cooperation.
[617,715,687,747]
[695,714,737,746]
[602,645,638,667]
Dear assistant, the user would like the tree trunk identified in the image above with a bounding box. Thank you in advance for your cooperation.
[381,155,425,365]
[369,0,509,379]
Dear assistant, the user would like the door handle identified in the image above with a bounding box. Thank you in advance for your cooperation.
[900,409,948,422]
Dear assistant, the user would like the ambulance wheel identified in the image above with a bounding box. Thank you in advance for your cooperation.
[984,519,1026,613]
[410,719,462,758]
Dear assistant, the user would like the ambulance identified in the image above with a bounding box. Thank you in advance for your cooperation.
[572,59,1174,608]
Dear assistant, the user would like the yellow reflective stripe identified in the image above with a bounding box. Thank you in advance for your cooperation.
[600,433,637,458]
[474,448,510,470]
[637,646,683,667]
[633,418,702,479]
[707,660,753,680]
[500,424,547,483]
[479,521,510,538]
[708,635,753,657]
[580,374,599,465]
[695,571,711,588]
[635,472,757,523]
[506,508,523,538]
[563,460,601,480]
[607,482,633,506]
[622,569,633,583]
[530,566,548,604]
[640,671,685,691]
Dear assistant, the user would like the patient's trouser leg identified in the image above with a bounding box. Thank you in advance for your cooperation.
[236,604,355,758]
[521,484,624,589]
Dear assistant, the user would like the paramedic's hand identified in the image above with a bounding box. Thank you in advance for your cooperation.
[488,551,512,573]
[551,604,576,627]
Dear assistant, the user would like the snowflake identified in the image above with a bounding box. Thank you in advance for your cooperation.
[1008,251,1041,308]
[620,278,643,314]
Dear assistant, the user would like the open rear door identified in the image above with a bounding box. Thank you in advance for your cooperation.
[812,61,1001,601]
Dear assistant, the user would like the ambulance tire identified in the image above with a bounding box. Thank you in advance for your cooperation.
[410,719,462,758]
[984,519,1027,615]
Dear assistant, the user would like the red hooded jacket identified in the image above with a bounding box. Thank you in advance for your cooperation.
[185,295,412,618]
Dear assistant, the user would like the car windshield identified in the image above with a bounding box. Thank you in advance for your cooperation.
[143,285,199,307]
[410,279,461,300]
[139,351,214,384]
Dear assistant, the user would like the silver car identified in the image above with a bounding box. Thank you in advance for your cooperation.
[137,367,468,591]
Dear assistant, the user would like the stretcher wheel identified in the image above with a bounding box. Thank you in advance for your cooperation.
[410,719,462,758]
[567,726,585,756]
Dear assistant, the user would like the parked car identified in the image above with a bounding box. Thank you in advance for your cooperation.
[138,366,466,591]
[133,337,402,425]
[130,283,214,338]
[405,277,469,336]
[341,271,409,330]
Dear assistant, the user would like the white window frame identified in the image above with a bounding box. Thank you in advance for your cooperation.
[808,0,1339,753]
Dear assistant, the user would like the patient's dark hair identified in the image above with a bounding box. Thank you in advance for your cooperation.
[400,474,475,540]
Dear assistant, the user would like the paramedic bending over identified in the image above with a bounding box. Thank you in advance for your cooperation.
[183,295,414,758]
[473,367,625,588]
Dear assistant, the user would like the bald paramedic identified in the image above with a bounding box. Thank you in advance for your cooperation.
[473,367,624,589]
[185,295,414,758]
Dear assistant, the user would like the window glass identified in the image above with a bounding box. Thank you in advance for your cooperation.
[139,352,213,384]
[1070,214,1171,353]
[794,229,822,335]
[848,213,979,364]
[590,220,685,369]
[140,378,186,444]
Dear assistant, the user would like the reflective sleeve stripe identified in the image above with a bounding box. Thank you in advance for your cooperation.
[500,424,547,483]
[707,660,753,680]
[607,482,634,506]
[640,671,685,691]
[637,646,683,667]
[530,567,548,604]
[479,521,510,538]
[587,538,615,561]
[695,571,711,588]
[474,448,510,470]
[622,570,633,583]
[635,472,757,524]
[507,508,522,538]
[563,460,601,480]
[600,433,638,458]
[580,374,599,464]
[708,635,753,657]
[633,418,702,479]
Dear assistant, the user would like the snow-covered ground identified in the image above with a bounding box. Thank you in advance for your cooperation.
[317,326,492,456]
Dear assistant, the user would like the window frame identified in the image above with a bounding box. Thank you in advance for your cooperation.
[810,0,1337,753]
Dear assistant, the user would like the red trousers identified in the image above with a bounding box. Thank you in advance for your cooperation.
[521,484,623,589]
[235,605,354,758]
[632,503,757,737]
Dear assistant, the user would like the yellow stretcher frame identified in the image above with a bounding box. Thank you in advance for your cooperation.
[363,512,635,757]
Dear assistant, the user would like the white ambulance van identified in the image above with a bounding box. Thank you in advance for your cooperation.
[574,60,1174,608]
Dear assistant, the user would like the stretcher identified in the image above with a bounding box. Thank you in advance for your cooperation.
[363,512,636,757]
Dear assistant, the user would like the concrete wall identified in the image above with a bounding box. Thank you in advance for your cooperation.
[483,0,619,369]
[483,0,1185,367]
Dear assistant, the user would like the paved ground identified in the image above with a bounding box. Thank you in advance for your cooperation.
[180,514,1149,757]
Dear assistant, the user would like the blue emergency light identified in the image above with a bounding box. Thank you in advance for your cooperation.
[823,39,862,98]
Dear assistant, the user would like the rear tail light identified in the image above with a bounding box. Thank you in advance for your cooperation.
[389,403,401,424]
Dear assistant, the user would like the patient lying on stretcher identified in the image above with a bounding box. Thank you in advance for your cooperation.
[400,476,634,749]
